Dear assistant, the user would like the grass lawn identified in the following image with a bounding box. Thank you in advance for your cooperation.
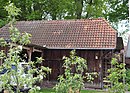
[37,88,106,93]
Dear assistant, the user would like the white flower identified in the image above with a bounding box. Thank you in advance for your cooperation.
[39,75,43,79]
[36,86,41,90]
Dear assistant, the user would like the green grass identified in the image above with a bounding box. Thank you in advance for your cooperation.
[37,88,106,93]
[38,88,54,93]
[81,90,105,93]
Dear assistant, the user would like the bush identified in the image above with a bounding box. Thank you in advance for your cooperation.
[106,57,126,93]
[0,3,51,93]
[125,69,130,91]
[54,50,97,93]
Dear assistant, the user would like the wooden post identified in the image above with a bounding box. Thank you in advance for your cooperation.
[41,51,44,65]
[40,50,44,87]
[27,47,33,62]
[100,50,103,89]
[123,50,125,84]
[111,50,114,87]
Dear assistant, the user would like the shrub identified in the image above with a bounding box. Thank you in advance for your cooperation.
[125,69,130,91]
[54,50,96,93]
[106,57,126,93]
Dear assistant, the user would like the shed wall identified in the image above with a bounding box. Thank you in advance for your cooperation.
[43,49,104,85]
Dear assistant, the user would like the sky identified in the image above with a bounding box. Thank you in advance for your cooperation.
[117,20,129,46]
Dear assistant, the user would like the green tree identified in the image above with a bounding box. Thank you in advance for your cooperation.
[0,3,51,93]
[0,0,8,27]
[0,0,128,27]
[106,0,128,22]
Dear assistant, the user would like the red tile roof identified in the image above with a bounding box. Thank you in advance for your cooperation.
[0,18,117,49]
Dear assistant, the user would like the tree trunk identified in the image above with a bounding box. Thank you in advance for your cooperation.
[52,14,57,20]
[85,0,93,18]
[75,0,83,19]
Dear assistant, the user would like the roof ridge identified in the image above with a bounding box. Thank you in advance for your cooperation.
[15,18,106,23]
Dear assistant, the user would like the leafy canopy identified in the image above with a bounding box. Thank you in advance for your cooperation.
[0,0,128,27]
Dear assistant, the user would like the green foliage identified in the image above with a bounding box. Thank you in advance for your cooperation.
[54,50,96,93]
[0,19,8,28]
[106,57,126,93]
[106,0,128,22]
[126,69,130,85]
[5,2,21,19]
[84,0,108,18]
[37,88,105,93]
[0,38,8,47]
[125,69,130,91]
[0,3,51,93]
[0,0,128,24]
[54,50,87,93]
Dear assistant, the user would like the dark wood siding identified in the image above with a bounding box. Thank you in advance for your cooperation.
[0,46,114,88]
[43,49,104,85]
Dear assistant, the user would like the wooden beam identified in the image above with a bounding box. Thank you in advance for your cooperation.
[10,43,43,52]
[27,48,33,62]
[33,48,43,52]
[41,52,44,66]
[110,50,114,87]
[122,50,125,85]
[100,50,103,89]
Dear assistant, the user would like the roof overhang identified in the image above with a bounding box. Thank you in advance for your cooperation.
[46,47,116,50]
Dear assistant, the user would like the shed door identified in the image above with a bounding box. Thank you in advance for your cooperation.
[87,51,100,84]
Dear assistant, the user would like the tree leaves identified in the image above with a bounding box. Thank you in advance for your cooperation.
[106,57,126,93]
[0,3,51,93]
[106,0,128,22]
[0,0,128,28]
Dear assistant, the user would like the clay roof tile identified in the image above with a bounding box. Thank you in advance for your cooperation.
[0,18,117,49]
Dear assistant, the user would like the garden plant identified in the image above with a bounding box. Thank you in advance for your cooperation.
[106,55,126,93]
[54,50,97,93]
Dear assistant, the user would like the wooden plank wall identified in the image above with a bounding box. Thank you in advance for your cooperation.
[43,49,104,85]
[0,47,113,88]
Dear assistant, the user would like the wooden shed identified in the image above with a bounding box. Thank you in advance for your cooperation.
[0,18,123,88]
